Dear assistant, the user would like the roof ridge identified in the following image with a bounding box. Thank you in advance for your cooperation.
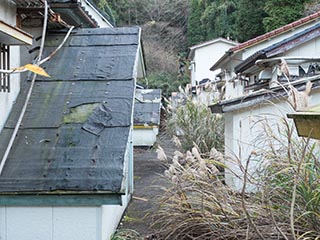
[231,11,320,52]
[190,37,238,50]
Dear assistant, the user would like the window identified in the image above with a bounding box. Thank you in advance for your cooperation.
[0,43,10,92]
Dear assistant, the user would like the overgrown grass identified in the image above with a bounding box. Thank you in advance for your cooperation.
[153,147,287,239]
[154,116,320,239]
[260,118,320,239]
[165,89,224,153]
[111,229,143,240]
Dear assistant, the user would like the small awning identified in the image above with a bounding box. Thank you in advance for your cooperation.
[287,105,320,140]
[0,20,33,45]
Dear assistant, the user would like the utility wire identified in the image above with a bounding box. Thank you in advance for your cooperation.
[0,1,49,175]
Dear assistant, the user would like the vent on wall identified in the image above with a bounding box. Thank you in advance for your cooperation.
[0,43,10,92]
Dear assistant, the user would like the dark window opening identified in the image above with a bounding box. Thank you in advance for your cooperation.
[0,43,10,92]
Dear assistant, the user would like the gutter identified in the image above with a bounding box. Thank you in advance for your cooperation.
[210,75,320,113]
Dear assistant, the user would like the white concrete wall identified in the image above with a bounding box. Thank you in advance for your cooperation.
[0,206,102,240]
[285,38,320,58]
[0,2,22,133]
[0,202,132,240]
[191,41,235,86]
[223,56,245,99]
[224,87,320,191]
[241,21,320,59]
[133,127,159,146]
[101,195,130,240]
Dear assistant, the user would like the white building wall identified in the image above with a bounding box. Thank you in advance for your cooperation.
[133,127,159,146]
[101,195,129,240]
[191,41,236,86]
[284,38,320,58]
[0,203,132,240]
[0,206,101,240]
[0,2,23,133]
[0,1,16,24]
[222,19,320,100]
[224,58,245,100]
[224,87,320,191]
[241,21,320,59]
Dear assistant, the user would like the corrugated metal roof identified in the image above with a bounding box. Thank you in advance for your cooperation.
[12,0,44,7]
[0,27,140,194]
[134,89,162,126]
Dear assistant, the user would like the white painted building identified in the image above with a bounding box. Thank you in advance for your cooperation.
[0,1,145,240]
[133,89,162,147]
[211,11,320,100]
[210,11,320,191]
[0,1,33,133]
[189,38,238,87]
[188,38,237,105]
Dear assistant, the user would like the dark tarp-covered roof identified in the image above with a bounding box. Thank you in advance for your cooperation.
[134,89,162,126]
[0,27,140,194]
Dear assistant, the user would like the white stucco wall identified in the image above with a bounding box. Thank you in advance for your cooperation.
[101,195,130,240]
[133,127,159,146]
[0,2,22,133]
[190,41,237,86]
[0,205,131,240]
[224,86,320,192]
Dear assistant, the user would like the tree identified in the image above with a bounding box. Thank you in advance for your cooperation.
[187,0,206,46]
[263,0,307,32]
[200,0,238,40]
[91,0,116,25]
[235,0,267,42]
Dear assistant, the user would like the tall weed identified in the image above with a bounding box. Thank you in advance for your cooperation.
[154,116,320,239]
[165,90,224,153]
[260,118,320,239]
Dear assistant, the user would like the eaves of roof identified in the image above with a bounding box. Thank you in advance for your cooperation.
[15,0,114,28]
[231,11,320,53]
[48,2,98,28]
[234,22,320,74]
[210,11,320,72]
[210,75,320,114]
[209,49,233,71]
[188,38,238,60]
[11,0,45,7]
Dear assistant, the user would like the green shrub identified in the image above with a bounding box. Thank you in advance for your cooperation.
[166,98,224,153]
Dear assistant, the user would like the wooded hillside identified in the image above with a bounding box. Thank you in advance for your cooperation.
[92,0,320,96]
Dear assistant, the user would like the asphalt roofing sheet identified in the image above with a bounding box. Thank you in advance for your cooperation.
[134,89,162,126]
[0,27,140,194]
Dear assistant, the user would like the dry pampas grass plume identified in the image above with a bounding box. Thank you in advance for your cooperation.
[156,145,167,162]
[288,81,313,111]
